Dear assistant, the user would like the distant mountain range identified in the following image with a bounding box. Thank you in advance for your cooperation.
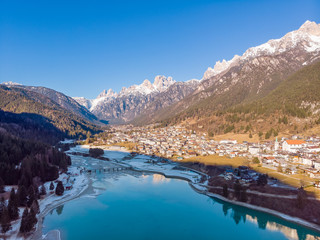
[1,20,320,137]
[73,20,320,128]
[73,75,199,123]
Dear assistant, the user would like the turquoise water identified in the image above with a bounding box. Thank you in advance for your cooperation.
[43,173,320,240]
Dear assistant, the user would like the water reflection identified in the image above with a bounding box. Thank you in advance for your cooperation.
[152,174,171,184]
[56,205,64,216]
[219,199,320,240]
[50,150,320,240]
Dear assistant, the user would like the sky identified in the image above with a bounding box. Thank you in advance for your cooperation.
[0,0,319,99]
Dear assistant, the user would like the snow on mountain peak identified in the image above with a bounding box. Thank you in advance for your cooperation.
[153,75,175,92]
[116,75,175,96]
[299,20,320,34]
[203,21,320,80]
[203,55,240,80]
[97,88,118,98]
[243,20,320,58]
[1,81,22,86]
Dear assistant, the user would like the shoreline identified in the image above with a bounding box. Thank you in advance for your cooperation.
[34,146,320,240]
[31,172,91,240]
[130,167,320,233]
[189,183,320,234]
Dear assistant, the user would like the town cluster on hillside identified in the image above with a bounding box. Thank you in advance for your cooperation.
[98,125,320,186]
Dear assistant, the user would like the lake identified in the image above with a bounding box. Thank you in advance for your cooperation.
[42,162,320,240]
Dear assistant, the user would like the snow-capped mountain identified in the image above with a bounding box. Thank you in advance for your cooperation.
[151,20,320,123]
[203,20,320,80]
[74,75,199,123]
[75,20,320,125]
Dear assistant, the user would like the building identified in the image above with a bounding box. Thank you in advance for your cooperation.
[248,146,259,155]
[274,137,279,151]
[282,140,306,153]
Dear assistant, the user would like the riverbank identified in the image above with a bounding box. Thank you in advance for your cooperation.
[190,183,320,234]
[129,166,320,233]
[31,166,90,240]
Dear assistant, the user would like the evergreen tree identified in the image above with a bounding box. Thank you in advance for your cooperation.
[55,181,64,196]
[257,174,268,186]
[40,184,47,196]
[31,200,40,214]
[49,182,54,191]
[27,185,35,207]
[17,185,28,207]
[34,184,40,200]
[27,208,37,231]
[223,184,229,198]
[8,188,19,220]
[0,197,5,219]
[1,207,11,234]
[59,158,68,172]
[19,208,28,233]
[0,177,4,193]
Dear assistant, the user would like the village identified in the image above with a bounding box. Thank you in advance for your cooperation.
[96,124,320,188]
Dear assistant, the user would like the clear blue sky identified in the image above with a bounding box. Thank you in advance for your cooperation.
[0,0,319,99]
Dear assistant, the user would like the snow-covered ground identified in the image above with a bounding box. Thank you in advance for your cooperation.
[6,144,314,240]
[125,154,202,183]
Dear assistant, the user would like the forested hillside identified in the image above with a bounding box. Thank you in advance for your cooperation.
[161,61,320,138]
[0,85,101,139]
[0,131,71,187]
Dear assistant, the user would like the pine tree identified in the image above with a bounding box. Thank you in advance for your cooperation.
[49,182,54,191]
[31,200,40,214]
[0,177,4,193]
[1,207,11,234]
[27,186,35,207]
[55,181,64,196]
[0,197,5,220]
[59,158,68,172]
[27,208,37,231]
[34,184,40,200]
[17,185,28,207]
[8,188,19,220]
[19,208,29,233]
[40,184,47,196]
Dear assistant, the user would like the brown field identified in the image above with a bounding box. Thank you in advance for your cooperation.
[176,154,320,198]
[179,155,248,168]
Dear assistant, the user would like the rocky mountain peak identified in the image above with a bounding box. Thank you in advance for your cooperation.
[298,20,320,35]
[153,75,175,92]
[97,89,118,98]
[141,79,153,89]
[203,21,320,81]
[203,55,240,80]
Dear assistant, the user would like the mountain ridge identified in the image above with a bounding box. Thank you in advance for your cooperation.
[73,20,320,125]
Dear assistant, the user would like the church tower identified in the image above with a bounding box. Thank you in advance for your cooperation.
[274,137,279,151]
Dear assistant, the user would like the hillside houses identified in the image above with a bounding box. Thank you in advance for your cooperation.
[101,125,320,186]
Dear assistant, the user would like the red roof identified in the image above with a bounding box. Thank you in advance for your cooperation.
[285,140,306,145]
